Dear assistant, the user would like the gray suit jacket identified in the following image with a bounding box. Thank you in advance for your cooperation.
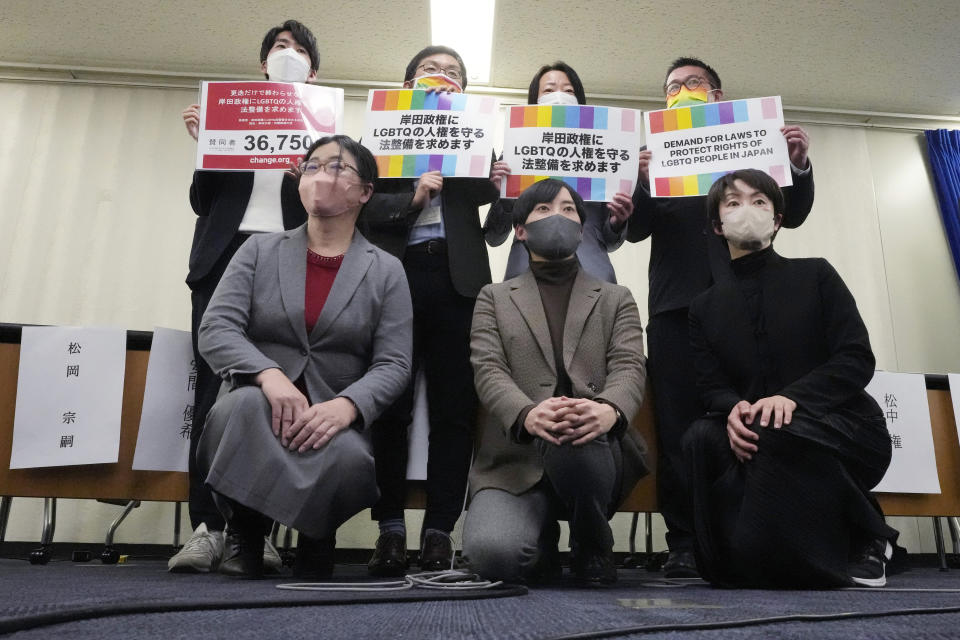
[469,268,648,501]
[198,225,413,427]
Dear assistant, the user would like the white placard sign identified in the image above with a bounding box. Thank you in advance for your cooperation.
[948,373,960,448]
[362,89,497,178]
[132,327,195,472]
[500,104,643,202]
[10,326,126,469]
[867,371,941,493]
[644,96,792,197]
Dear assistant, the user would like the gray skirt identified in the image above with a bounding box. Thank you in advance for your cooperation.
[197,385,379,539]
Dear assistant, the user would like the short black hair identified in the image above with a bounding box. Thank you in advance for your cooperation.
[705,169,784,231]
[663,56,721,93]
[527,62,587,105]
[512,179,586,227]
[404,46,468,90]
[260,20,320,73]
[302,135,379,184]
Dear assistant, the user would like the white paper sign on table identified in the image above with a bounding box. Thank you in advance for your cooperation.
[132,327,196,472]
[11,326,126,469]
[867,370,940,493]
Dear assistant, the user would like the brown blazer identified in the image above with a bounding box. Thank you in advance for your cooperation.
[469,268,648,504]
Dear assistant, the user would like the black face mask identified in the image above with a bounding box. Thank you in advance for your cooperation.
[522,215,582,260]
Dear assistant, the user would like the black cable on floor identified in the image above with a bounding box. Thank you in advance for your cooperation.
[545,604,960,639]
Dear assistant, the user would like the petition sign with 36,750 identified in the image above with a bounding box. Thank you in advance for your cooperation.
[195,81,343,171]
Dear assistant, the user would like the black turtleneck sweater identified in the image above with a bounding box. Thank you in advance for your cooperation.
[531,258,579,397]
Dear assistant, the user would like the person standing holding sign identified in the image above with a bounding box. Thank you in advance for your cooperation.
[360,46,501,576]
[171,20,319,575]
[626,57,815,579]
[484,62,635,283]
[685,169,897,588]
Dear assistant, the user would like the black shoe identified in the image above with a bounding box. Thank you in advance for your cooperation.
[849,538,892,587]
[220,530,266,579]
[293,534,335,579]
[419,530,454,571]
[662,550,699,579]
[573,551,618,586]
[368,532,408,577]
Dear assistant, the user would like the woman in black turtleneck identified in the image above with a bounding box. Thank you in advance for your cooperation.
[685,169,897,589]
[465,179,648,586]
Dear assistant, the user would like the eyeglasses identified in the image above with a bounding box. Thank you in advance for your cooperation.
[416,63,463,81]
[300,159,360,179]
[665,75,714,96]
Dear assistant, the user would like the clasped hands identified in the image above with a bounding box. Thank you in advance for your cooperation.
[524,396,617,446]
[726,395,797,462]
[256,368,356,453]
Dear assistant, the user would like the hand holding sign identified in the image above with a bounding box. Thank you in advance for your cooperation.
[183,103,201,141]
[780,125,810,169]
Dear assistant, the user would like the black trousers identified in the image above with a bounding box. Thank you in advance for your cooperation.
[683,413,896,588]
[646,307,703,552]
[187,233,249,532]
[370,249,478,534]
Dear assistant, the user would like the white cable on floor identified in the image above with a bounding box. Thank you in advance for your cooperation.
[275,570,503,592]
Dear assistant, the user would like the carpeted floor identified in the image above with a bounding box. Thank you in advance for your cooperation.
[2,558,960,638]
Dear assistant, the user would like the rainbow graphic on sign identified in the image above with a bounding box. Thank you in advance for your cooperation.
[648,97,780,134]
[505,175,635,201]
[365,89,497,178]
[653,165,787,198]
[508,105,615,130]
[501,105,641,201]
[369,89,477,112]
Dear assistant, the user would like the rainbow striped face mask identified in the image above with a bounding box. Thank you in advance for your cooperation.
[667,86,709,109]
[413,74,463,93]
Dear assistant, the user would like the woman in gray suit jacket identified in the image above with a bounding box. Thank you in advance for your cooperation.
[197,136,413,579]
[484,62,635,283]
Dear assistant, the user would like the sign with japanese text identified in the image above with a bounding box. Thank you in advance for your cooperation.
[132,328,195,472]
[645,96,792,197]
[867,371,940,494]
[501,105,643,202]
[196,81,343,171]
[10,326,126,469]
[949,374,960,449]
[362,89,497,178]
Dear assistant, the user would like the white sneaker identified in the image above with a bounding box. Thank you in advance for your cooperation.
[219,531,283,576]
[168,523,225,573]
[264,537,283,573]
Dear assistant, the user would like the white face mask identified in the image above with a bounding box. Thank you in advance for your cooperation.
[266,48,311,83]
[537,91,579,106]
[721,204,776,251]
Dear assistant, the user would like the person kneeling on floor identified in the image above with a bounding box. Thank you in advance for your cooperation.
[195,136,413,578]
[463,179,648,585]
[684,168,898,588]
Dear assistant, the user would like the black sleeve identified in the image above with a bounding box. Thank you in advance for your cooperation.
[689,298,742,415]
[780,162,815,229]
[779,259,876,414]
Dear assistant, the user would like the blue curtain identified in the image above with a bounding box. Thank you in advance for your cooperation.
[924,129,960,286]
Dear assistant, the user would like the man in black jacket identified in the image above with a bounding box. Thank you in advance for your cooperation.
[360,46,500,575]
[627,57,815,577]
[171,20,319,574]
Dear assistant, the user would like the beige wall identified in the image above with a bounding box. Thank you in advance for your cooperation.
[2,81,959,553]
